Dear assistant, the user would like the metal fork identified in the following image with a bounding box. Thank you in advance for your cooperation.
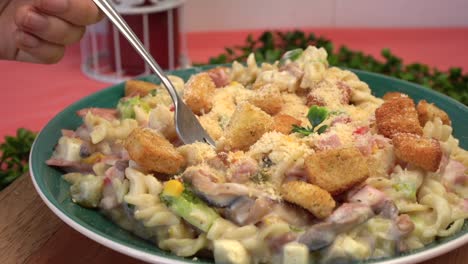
[92,0,215,146]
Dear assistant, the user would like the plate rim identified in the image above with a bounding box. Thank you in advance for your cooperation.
[29,66,468,264]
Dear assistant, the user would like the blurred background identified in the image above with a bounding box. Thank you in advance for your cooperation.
[184,0,468,30]
[80,0,468,80]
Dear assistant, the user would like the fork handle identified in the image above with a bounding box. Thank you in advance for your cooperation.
[92,0,180,104]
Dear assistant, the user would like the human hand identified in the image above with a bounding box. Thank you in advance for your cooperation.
[0,0,103,64]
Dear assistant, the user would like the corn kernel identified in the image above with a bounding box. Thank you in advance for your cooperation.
[163,180,184,197]
[82,152,104,164]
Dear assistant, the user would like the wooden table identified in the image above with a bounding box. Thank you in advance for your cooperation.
[1,174,467,263]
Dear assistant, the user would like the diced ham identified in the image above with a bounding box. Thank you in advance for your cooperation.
[207,152,229,171]
[306,92,325,106]
[229,157,258,183]
[184,166,265,197]
[354,131,391,156]
[327,203,374,228]
[225,197,274,225]
[348,185,388,209]
[395,214,414,237]
[336,81,352,104]
[354,133,373,155]
[441,159,468,190]
[315,133,341,151]
[284,166,309,183]
[207,67,230,88]
[45,158,93,172]
[105,166,126,181]
[279,62,304,79]
[76,108,118,120]
[330,115,352,127]
[373,134,391,148]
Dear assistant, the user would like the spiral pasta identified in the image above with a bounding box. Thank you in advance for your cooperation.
[84,112,138,144]
[124,168,180,227]
[424,117,468,167]
[231,53,260,85]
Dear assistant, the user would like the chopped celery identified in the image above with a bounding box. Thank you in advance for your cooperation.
[160,180,220,232]
[117,96,151,119]
[65,174,104,208]
[392,182,416,199]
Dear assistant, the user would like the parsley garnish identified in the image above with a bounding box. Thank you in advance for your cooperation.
[291,106,329,136]
[0,128,36,190]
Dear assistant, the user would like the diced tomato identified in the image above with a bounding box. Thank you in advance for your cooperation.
[104,177,112,185]
[353,126,369,135]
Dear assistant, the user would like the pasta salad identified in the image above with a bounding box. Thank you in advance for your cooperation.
[47,46,468,264]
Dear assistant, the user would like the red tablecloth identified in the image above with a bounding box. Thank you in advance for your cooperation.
[1,28,467,141]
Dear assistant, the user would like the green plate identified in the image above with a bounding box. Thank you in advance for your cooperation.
[30,66,468,264]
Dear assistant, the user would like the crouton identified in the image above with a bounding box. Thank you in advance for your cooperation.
[281,181,335,219]
[273,114,301,135]
[248,84,283,115]
[417,100,451,126]
[305,147,369,195]
[199,115,223,140]
[125,79,160,97]
[124,127,185,174]
[392,133,442,172]
[222,102,273,151]
[183,73,216,115]
[382,92,408,101]
[375,97,423,138]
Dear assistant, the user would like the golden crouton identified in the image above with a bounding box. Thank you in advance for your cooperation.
[199,115,223,140]
[392,133,442,172]
[273,114,301,135]
[281,181,335,219]
[125,79,160,97]
[382,92,408,101]
[417,100,451,126]
[183,73,216,115]
[222,102,273,151]
[375,97,423,138]
[124,127,185,174]
[305,147,370,195]
[248,84,283,115]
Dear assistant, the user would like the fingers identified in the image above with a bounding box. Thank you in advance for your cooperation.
[14,30,65,64]
[35,0,103,26]
[15,5,85,46]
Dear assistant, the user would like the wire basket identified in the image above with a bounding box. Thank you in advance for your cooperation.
[80,0,188,83]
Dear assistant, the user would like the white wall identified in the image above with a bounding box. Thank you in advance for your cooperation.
[183,0,468,32]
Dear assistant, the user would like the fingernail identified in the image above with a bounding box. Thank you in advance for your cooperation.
[15,30,40,48]
[24,11,48,31]
[36,0,68,13]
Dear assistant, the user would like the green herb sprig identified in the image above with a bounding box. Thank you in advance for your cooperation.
[0,128,36,190]
[292,106,329,136]
[208,30,468,106]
